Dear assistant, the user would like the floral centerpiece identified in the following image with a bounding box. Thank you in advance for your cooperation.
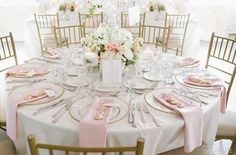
[81,23,143,66]
[59,2,77,12]
[148,1,165,13]
[86,0,103,15]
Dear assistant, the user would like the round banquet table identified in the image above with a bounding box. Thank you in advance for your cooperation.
[23,12,200,60]
[4,47,221,155]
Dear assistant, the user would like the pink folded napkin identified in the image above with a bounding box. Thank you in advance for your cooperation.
[155,93,203,153]
[79,98,113,149]
[6,65,49,78]
[44,50,59,59]
[178,57,200,67]
[7,86,56,141]
[184,75,226,113]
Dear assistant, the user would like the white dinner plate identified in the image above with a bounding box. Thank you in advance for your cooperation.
[66,77,89,87]
[124,78,154,90]
[10,82,64,106]
[144,87,199,114]
[143,72,162,81]
[175,70,221,90]
[69,96,129,124]
[94,82,121,93]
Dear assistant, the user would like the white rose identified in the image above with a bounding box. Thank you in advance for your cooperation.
[124,49,134,60]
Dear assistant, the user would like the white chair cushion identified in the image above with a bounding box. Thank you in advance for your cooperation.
[217,110,236,136]
[168,34,183,48]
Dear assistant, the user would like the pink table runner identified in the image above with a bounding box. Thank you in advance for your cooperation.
[178,57,200,67]
[184,75,226,113]
[155,93,203,153]
[6,65,48,78]
[79,97,113,148]
[6,85,55,141]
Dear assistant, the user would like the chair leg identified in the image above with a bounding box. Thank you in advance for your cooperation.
[176,48,178,55]
[230,135,236,155]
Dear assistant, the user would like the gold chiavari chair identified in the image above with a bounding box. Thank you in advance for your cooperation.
[121,12,146,38]
[54,24,85,48]
[78,13,103,35]
[229,33,236,40]
[0,33,17,155]
[205,32,236,155]
[0,129,16,155]
[28,135,145,155]
[164,13,190,56]
[139,24,170,52]
[0,32,18,72]
[34,13,66,53]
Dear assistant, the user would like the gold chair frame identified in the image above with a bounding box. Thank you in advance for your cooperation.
[206,33,236,155]
[34,13,60,53]
[78,13,103,35]
[164,13,190,56]
[121,12,146,37]
[0,32,18,72]
[54,24,85,48]
[139,24,170,52]
[205,32,236,103]
[28,135,144,155]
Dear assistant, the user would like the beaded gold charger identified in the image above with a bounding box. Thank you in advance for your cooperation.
[144,87,202,115]
[10,82,64,107]
[69,96,129,124]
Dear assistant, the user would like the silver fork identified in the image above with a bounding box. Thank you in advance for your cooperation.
[131,103,137,128]
[137,102,146,123]
[142,102,161,127]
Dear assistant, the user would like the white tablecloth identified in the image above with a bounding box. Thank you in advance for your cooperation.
[4,50,221,155]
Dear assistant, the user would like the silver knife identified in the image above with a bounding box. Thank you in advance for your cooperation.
[33,97,75,116]
[128,103,134,123]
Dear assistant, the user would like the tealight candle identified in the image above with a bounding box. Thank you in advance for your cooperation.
[84,52,98,64]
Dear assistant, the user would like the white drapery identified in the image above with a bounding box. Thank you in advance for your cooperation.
[0,0,235,40]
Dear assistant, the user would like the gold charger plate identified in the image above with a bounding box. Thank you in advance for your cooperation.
[7,63,49,78]
[10,82,64,107]
[175,71,222,91]
[69,96,129,124]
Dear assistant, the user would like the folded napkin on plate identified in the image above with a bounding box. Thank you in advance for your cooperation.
[6,66,48,78]
[79,98,113,148]
[178,57,200,67]
[44,50,59,59]
[7,87,56,141]
[155,93,203,153]
[184,75,226,113]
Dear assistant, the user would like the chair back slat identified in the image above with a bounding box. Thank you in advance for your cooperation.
[49,149,53,155]
[54,24,85,48]
[34,13,60,53]
[164,13,190,55]
[27,135,144,155]
[0,32,18,72]
[206,32,236,103]
[79,13,103,35]
[139,24,170,52]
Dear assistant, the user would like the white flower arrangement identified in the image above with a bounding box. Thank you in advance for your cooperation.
[86,0,103,14]
[81,23,143,66]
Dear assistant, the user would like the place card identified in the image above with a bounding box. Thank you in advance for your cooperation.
[102,60,122,84]
[44,89,57,97]
[25,70,36,77]
[128,5,140,26]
